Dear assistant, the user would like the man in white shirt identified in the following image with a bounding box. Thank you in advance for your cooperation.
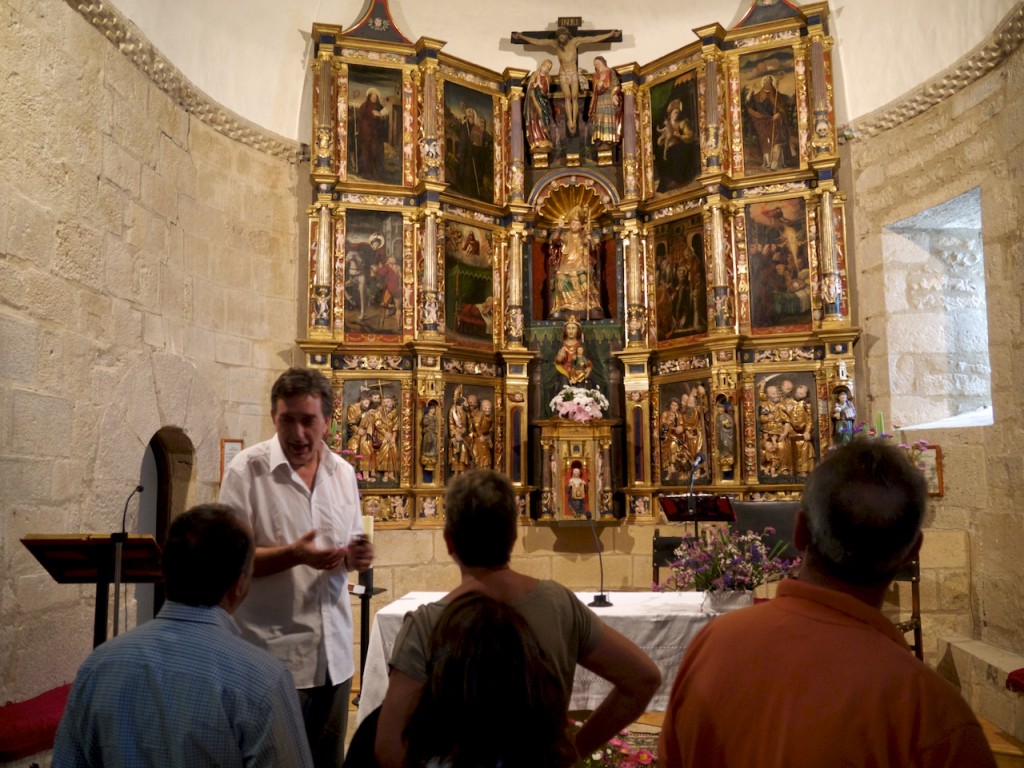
[220,367,374,767]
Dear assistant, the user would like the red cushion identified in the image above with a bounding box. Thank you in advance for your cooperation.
[1007,668,1024,694]
[0,684,71,760]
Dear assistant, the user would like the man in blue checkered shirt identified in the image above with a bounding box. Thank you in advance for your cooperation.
[53,505,313,768]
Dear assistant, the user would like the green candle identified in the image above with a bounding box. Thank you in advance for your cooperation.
[875,412,884,435]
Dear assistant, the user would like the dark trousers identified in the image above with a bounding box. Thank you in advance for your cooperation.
[297,675,353,768]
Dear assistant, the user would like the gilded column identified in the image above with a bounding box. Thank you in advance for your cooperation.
[621,74,639,200]
[307,27,340,343]
[623,220,645,346]
[703,52,722,170]
[809,33,836,158]
[419,209,442,334]
[706,198,734,332]
[693,24,726,173]
[505,224,526,348]
[417,45,443,180]
[499,212,533,503]
[506,70,527,203]
[310,37,336,176]
[818,188,842,321]
[615,215,654,502]
[308,198,334,337]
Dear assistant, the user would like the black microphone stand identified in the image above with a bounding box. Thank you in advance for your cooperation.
[588,517,611,607]
[111,485,143,637]
[687,454,704,538]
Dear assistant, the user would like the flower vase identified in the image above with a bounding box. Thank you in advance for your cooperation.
[702,590,754,614]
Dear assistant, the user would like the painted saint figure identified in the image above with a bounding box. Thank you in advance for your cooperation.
[356,88,390,180]
[715,401,736,473]
[660,398,685,482]
[745,74,795,171]
[470,399,494,470]
[457,108,484,199]
[832,389,856,445]
[656,99,698,186]
[679,389,707,477]
[374,395,400,483]
[548,207,603,320]
[567,466,588,519]
[589,56,621,146]
[553,315,592,386]
[784,383,815,477]
[448,388,470,475]
[420,402,439,471]
[524,59,555,151]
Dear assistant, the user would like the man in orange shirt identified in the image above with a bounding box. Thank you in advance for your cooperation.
[659,439,996,768]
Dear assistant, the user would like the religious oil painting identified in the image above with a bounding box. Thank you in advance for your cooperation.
[443,81,496,203]
[444,382,498,483]
[336,379,403,489]
[739,48,800,176]
[652,216,708,342]
[346,65,404,186]
[745,197,811,332]
[648,71,701,195]
[755,371,818,485]
[657,379,711,486]
[343,209,404,339]
[444,221,496,348]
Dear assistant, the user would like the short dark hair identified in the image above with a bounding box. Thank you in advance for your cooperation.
[444,469,517,568]
[270,367,333,421]
[800,439,927,585]
[162,505,253,606]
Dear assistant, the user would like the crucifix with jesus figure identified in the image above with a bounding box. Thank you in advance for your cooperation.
[512,17,621,137]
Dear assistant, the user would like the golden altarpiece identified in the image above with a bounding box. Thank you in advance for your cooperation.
[299,0,859,529]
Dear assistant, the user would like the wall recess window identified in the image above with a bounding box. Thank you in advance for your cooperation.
[882,187,992,429]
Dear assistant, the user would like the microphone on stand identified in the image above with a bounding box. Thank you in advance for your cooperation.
[687,453,705,517]
[112,485,144,638]
[588,517,611,608]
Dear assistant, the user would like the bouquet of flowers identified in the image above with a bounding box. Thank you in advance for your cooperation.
[549,385,609,422]
[847,421,931,473]
[574,726,655,768]
[655,526,801,593]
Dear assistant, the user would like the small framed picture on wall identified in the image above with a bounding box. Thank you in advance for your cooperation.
[916,444,944,497]
[220,438,244,480]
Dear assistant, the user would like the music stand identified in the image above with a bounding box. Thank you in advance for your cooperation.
[658,494,736,537]
[21,534,162,648]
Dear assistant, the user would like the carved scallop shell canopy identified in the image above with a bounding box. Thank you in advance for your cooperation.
[536,184,607,228]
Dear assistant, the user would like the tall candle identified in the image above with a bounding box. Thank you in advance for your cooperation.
[875,412,885,436]
[362,515,374,543]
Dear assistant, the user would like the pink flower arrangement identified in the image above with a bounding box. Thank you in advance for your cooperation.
[574,726,655,768]
[847,423,932,474]
[549,385,609,422]
[655,526,801,593]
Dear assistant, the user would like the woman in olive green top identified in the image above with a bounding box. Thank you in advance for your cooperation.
[374,469,661,768]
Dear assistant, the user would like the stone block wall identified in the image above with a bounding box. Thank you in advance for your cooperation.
[0,0,303,704]
[937,639,1024,743]
[845,19,1024,734]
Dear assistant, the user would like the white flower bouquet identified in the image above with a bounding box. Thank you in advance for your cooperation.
[549,385,609,422]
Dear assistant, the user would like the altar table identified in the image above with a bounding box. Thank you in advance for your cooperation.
[356,590,712,724]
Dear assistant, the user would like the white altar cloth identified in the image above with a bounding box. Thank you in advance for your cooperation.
[356,590,712,724]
